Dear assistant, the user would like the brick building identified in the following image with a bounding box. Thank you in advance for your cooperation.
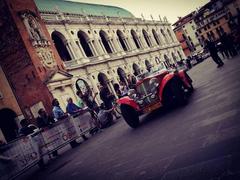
[173,12,203,57]
[195,0,240,45]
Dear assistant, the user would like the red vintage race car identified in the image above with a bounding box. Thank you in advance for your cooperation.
[117,68,193,128]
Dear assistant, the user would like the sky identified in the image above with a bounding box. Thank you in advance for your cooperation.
[71,0,209,25]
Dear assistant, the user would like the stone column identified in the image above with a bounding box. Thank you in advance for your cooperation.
[110,39,116,52]
[137,36,144,49]
[88,40,97,56]
[76,40,87,58]
[67,40,78,59]
[107,39,115,53]
[113,36,122,52]
[94,38,105,55]
[140,35,148,48]
[123,38,130,51]
[129,36,137,50]
[99,39,107,54]
[130,37,138,49]
[65,41,74,60]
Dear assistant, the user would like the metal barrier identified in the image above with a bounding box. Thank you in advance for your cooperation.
[0,110,96,180]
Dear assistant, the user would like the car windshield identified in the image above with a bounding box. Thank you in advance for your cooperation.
[136,63,167,81]
[136,79,152,96]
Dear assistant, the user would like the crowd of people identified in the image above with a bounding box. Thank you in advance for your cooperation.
[16,77,138,139]
[204,32,239,68]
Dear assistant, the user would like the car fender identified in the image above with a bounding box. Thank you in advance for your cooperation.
[177,70,192,88]
[159,72,175,101]
[117,96,140,111]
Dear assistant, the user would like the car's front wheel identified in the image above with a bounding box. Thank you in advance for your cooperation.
[163,79,187,107]
[120,105,139,128]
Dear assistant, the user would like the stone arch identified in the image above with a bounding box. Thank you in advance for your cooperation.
[99,30,112,54]
[167,29,174,42]
[98,72,109,86]
[152,29,161,45]
[131,29,141,49]
[161,29,169,44]
[145,60,152,72]
[77,30,93,57]
[117,67,128,85]
[0,108,18,142]
[142,29,151,47]
[116,30,128,51]
[132,63,141,76]
[164,54,171,67]
[98,72,117,96]
[51,31,71,61]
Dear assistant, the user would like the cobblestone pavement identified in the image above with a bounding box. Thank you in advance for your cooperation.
[21,55,240,180]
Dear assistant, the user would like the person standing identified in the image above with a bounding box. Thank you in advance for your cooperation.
[99,85,120,119]
[66,97,82,115]
[52,98,68,120]
[36,108,58,160]
[205,40,224,68]
[77,90,99,113]
[120,81,128,97]
[36,108,55,128]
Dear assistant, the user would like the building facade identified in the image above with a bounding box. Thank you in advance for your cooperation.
[195,0,240,45]
[0,0,185,141]
[36,0,185,108]
[173,12,203,57]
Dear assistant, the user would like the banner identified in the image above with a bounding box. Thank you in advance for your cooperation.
[71,111,93,136]
[0,136,39,180]
[0,113,94,179]
[38,117,78,154]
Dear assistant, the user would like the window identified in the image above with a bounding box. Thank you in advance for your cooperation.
[192,25,195,30]
[204,27,207,31]
[185,29,188,34]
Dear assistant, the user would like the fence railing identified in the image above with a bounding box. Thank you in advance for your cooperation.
[0,109,95,180]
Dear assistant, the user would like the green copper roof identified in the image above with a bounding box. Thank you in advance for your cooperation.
[34,0,134,18]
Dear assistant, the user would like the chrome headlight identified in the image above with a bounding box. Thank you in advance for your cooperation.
[150,94,156,99]
[149,78,159,93]
[137,100,144,105]
[128,89,137,99]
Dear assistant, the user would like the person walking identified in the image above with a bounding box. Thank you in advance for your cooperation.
[99,85,120,119]
[205,40,224,68]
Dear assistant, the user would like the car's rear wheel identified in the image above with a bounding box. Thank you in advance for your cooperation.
[163,79,187,107]
[120,105,139,128]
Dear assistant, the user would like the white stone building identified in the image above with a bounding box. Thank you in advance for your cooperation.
[35,0,185,108]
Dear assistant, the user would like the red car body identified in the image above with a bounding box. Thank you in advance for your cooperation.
[117,69,193,127]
